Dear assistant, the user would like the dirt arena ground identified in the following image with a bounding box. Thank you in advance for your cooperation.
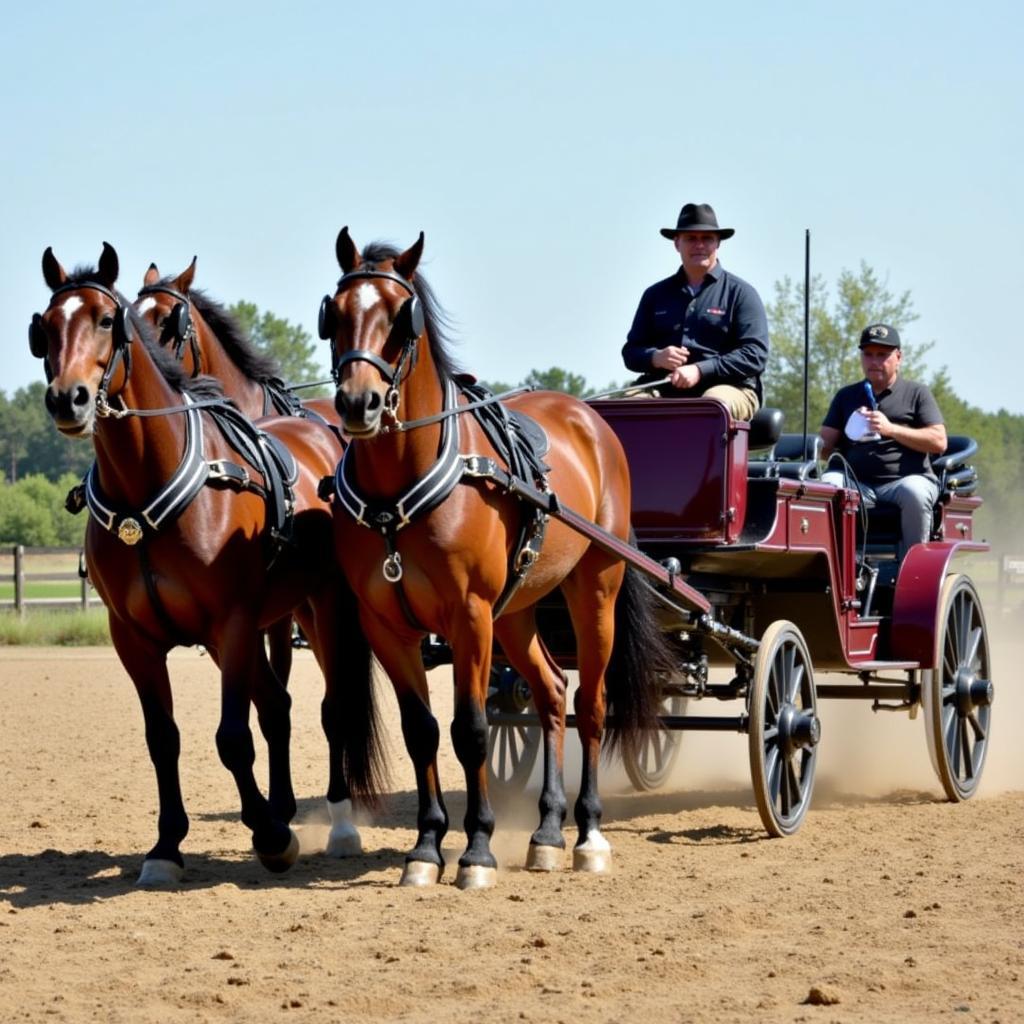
[1,626,1021,1023]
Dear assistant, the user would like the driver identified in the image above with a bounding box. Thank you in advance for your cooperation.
[621,202,769,420]
[820,323,947,559]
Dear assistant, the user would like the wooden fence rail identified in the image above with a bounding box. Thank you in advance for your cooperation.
[1,545,102,615]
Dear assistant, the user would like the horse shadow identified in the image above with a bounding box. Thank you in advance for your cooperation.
[0,783,944,908]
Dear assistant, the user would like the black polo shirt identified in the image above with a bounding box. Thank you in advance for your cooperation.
[823,375,943,483]
[622,263,769,397]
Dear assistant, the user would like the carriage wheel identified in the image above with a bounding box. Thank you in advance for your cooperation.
[922,574,993,801]
[486,667,541,794]
[623,691,686,791]
[748,621,821,837]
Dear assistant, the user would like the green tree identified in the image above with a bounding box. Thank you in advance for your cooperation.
[1,384,93,483]
[481,368,629,399]
[0,474,87,547]
[229,301,329,396]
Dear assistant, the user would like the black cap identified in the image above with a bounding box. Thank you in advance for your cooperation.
[859,323,901,349]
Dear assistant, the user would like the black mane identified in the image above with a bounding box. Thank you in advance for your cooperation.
[60,265,224,401]
[165,282,284,385]
[354,241,463,382]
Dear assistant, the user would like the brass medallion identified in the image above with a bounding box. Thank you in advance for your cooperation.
[117,517,144,546]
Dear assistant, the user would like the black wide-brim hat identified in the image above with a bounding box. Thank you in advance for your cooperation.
[661,202,735,240]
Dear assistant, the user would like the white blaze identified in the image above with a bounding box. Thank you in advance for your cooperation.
[57,296,83,321]
[354,282,380,313]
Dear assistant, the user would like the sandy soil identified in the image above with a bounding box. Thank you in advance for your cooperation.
[1,627,1022,1024]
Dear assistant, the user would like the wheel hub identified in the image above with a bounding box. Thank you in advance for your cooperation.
[955,666,993,714]
[778,704,821,754]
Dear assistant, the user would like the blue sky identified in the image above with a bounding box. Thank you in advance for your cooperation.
[3,1,1022,415]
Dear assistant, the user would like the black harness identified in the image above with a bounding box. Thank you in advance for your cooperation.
[323,268,550,624]
[49,283,299,640]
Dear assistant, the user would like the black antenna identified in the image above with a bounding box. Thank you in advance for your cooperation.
[802,228,810,455]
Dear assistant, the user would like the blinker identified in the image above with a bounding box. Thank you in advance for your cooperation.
[318,295,334,340]
[170,302,191,343]
[29,313,48,358]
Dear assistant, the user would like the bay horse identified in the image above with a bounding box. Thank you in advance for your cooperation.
[318,228,668,889]
[134,259,339,685]
[29,243,384,885]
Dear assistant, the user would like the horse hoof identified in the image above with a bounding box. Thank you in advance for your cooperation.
[325,826,363,858]
[326,799,361,857]
[573,832,612,873]
[526,844,564,872]
[400,860,441,887]
[136,858,184,887]
[257,829,300,873]
[455,865,498,890]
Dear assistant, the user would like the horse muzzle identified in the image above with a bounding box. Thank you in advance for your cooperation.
[335,383,385,437]
[45,381,96,436]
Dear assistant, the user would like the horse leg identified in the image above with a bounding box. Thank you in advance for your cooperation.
[448,597,502,889]
[364,611,448,886]
[214,621,298,873]
[562,563,623,873]
[249,639,297,826]
[494,612,569,871]
[109,619,188,886]
[265,616,294,688]
[295,591,374,858]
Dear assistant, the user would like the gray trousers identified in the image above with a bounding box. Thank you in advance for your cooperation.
[822,471,939,559]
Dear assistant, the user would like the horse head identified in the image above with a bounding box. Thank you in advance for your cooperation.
[30,242,135,437]
[136,258,197,368]
[320,227,427,437]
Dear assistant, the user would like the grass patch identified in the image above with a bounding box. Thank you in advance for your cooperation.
[0,608,111,646]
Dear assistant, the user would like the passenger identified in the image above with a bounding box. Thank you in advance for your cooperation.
[621,202,769,420]
[820,323,947,559]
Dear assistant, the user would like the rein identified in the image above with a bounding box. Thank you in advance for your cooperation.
[380,384,533,433]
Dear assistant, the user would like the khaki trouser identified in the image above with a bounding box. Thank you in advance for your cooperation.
[624,384,760,421]
[702,385,760,421]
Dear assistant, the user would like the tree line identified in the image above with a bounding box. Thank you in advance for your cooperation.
[4,269,1022,550]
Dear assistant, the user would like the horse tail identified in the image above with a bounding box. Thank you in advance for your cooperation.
[603,563,675,763]
[330,589,390,807]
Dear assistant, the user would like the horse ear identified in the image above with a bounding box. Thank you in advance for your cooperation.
[395,232,425,281]
[174,255,198,294]
[42,247,67,291]
[336,226,360,273]
[97,242,119,288]
[143,263,160,287]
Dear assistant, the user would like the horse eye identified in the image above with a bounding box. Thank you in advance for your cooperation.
[99,314,114,329]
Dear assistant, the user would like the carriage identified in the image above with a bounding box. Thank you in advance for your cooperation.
[31,234,993,889]
[452,395,993,838]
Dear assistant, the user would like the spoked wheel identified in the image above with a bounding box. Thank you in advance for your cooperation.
[748,621,821,837]
[922,574,993,801]
[486,666,541,794]
[623,690,686,791]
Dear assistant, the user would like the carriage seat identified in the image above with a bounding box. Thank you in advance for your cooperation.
[748,431,822,481]
[861,435,980,549]
[748,407,784,451]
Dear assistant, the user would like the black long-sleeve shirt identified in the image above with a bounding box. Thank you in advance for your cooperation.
[622,263,769,399]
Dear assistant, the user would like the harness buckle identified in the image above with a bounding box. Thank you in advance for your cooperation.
[463,455,496,478]
[208,460,250,488]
